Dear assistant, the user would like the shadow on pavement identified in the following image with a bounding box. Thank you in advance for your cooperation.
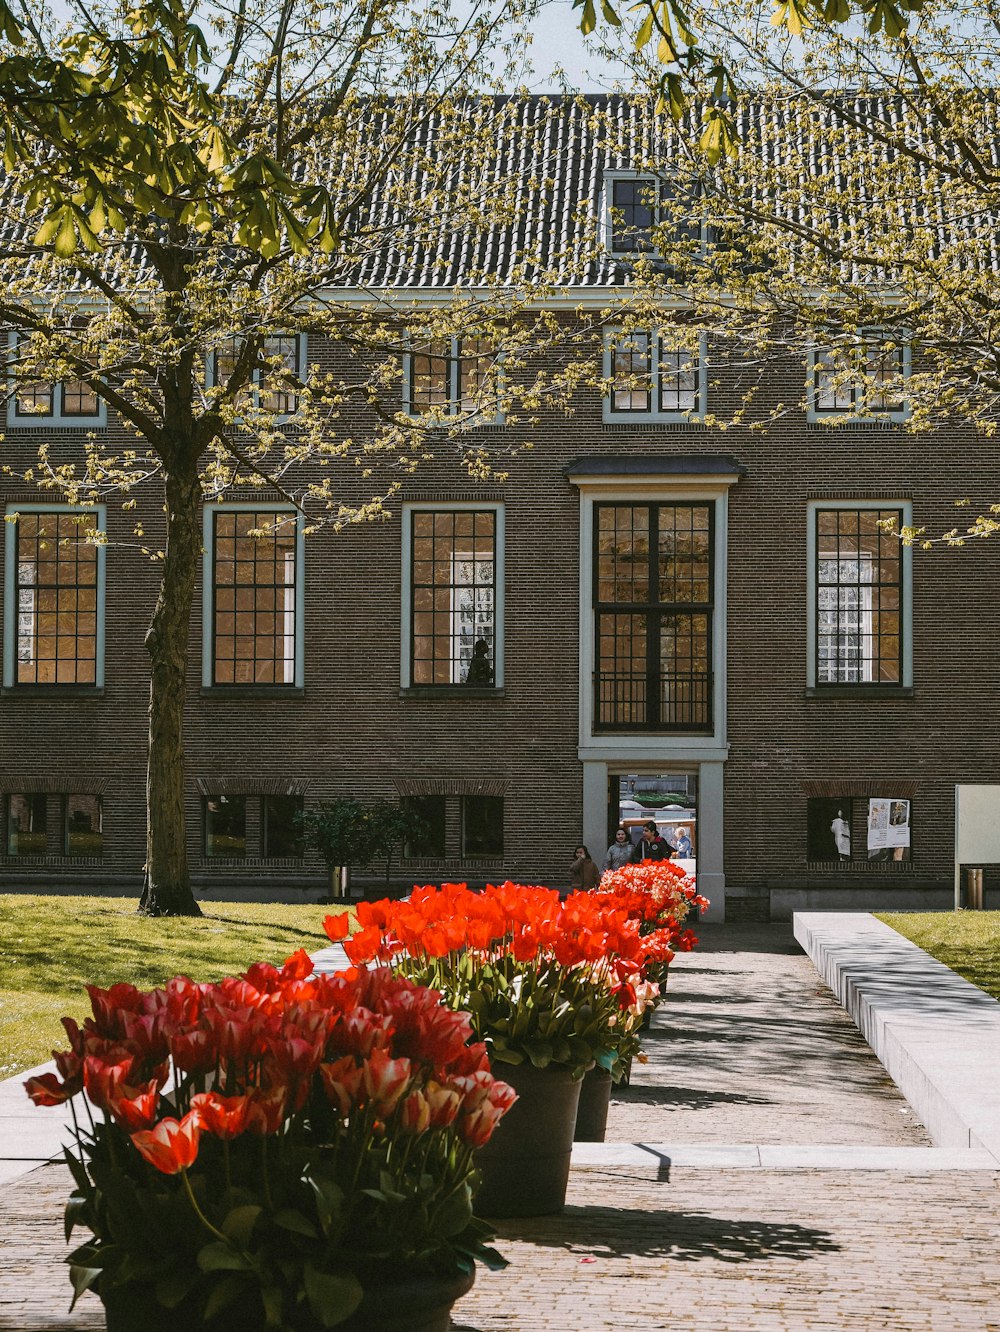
[613,1084,773,1110]
[494,1207,840,1264]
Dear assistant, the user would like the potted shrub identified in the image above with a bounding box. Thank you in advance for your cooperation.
[25,954,515,1331]
[324,880,679,1216]
[299,799,428,901]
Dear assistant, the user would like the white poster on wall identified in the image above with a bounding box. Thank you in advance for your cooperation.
[868,798,910,852]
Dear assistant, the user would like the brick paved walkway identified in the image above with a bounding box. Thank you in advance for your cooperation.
[606,923,932,1146]
[3,924,999,1331]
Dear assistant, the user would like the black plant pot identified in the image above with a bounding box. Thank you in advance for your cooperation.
[474,1061,583,1218]
[574,1065,612,1142]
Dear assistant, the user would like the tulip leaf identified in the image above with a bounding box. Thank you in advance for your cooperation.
[155,1268,199,1309]
[431,1184,473,1237]
[197,1240,252,1272]
[62,1146,92,1197]
[302,1265,363,1328]
[221,1204,262,1246]
[68,1262,103,1310]
[306,1172,345,1237]
[64,1190,91,1241]
[273,1208,319,1238]
[202,1273,248,1321]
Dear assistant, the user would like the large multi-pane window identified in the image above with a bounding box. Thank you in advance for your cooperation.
[461,795,504,858]
[212,333,303,416]
[209,509,299,686]
[811,335,908,419]
[402,794,448,858]
[604,330,702,420]
[410,509,497,686]
[204,795,247,857]
[5,508,103,686]
[814,508,904,685]
[201,793,302,859]
[4,793,103,857]
[263,795,304,858]
[604,174,704,256]
[7,334,102,426]
[404,337,498,418]
[594,503,713,731]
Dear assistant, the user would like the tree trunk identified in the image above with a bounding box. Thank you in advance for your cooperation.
[139,462,202,917]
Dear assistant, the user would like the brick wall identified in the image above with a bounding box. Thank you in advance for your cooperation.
[2,327,998,908]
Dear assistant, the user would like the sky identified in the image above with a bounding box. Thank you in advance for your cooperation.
[509,0,633,90]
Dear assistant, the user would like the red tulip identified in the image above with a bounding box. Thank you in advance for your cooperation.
[362,1048,412,1115]
[131,1112,201,1174]
[245,1084,290,1136]
[169,1027,216,1075]
[83,1055,136,1112]
[459,1100,506,1148]
[108,1082,160,1131]
[319,1055,365,1118]
[24,1072,73,1106]
[421,1080,461,1128]
[190,1091,253,1140]
[399,1090,431,1134]
[323,912,351,941]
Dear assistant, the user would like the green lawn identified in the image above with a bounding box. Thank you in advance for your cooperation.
[0,896,350,1079]
[876,911,1000,1002]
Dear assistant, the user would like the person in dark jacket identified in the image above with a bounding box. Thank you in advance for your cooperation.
[569,845,600,890]
[631,820,671,863]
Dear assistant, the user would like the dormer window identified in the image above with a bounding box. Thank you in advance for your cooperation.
[604,172,704,258]
[7,333,105,427]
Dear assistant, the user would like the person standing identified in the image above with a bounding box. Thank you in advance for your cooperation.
[632,820,670,863]
[672,826,693,858]
[831,809,851,860]
[569,845,600,890]
[603,826,632,870]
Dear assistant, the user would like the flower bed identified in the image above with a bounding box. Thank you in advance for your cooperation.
[324,876,700,1082]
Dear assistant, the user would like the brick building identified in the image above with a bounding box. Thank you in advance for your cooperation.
[2,95,997,919]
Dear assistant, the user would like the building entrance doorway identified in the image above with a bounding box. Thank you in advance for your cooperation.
[608,772,697,875]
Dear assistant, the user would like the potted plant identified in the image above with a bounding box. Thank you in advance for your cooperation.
[25,954,515,1331]
[324,880,678,1215]
[299,799,428,901]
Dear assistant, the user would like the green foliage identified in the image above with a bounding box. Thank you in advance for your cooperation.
[572,0,931,158]
[877,912,1000,1003]
[0,0,339,258]
[399,950,621,1080]
[0,896,349,1077]
[298,800,428,877]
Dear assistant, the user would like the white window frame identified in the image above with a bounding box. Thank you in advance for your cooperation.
[400,501,505,688]
[401,336,503,425]
[2,503,107,687]
[570,470,740,758]
[602,329,707,423]
[601,170,707,259]
[6,332,107,428]
[806,499,912,689]
[807,333,911,424]
[206,333,306,422]
[201,503,305,689]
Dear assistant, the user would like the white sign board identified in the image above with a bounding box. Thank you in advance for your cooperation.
[954,785,1000,907]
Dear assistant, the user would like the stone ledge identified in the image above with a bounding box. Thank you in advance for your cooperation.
[793,911,1000,1163]
[570,1142,998,1171]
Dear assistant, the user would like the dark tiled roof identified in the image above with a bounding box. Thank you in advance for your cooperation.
[1,93,986,292]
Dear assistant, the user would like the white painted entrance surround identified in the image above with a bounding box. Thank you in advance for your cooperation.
[567,458,745,923]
